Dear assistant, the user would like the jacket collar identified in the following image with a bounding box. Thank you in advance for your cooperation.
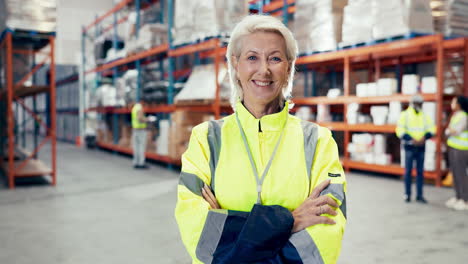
[408,106,423,115]
[235,100,289,132]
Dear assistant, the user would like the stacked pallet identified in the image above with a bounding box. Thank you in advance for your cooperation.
[293,0,347,53]
[432,0,468,36]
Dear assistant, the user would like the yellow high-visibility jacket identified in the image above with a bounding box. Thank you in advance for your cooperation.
[447,111,468,150]
[131,103,147,129]
[175,101,347,264]
[396,106,436,145]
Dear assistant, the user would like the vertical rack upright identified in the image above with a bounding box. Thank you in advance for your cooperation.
[0,29,57,189]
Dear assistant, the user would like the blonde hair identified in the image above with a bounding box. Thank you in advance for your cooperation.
[226,15,298,110]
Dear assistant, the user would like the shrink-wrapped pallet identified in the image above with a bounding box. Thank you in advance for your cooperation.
[0,0,56,32]
[173,0,248,45]
[341,0,373,45]
[432,0,468,36]
[293,0,347,53]
[371,0,434,40]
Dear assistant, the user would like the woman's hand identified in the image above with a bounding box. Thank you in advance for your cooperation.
[291,179,338,233]
[202,184,221,209]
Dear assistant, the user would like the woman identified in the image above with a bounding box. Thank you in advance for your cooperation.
[445,96,468,211]
[175,15,346,264]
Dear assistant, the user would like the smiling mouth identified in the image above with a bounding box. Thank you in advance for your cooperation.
[252,80,273,87]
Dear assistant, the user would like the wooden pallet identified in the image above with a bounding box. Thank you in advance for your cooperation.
[1,159,52,177]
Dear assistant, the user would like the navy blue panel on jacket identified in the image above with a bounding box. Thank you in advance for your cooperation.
[212,204,296,263]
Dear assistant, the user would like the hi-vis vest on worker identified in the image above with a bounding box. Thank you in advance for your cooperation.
[131,103,146,129]
[396,106,436,144]
[175,101,347,264]
[447,111,468,150]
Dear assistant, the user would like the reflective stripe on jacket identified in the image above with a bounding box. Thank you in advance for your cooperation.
[396,106,436,141]
[131,103,147,129]
[447,111,468,150]
[175,101,347,264]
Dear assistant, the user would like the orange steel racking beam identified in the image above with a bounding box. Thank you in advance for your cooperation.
[434,35,444,187]
[465,40,468,96]
[6,32,14,188]
[86,43,168,74]
[96,141,181,165]
[263,0,295,13]
[103,16,129,34]
[343,159,439,179]
[293,93,440,106]
[343,56,350,170]
[270,6,295,17]
[168,38,219,57]
[15,55,50,88]
[213,42,221,119]
[12,49,50,56]
[1,31,56,189]
[84,0,132,32]
[49,36,57,186]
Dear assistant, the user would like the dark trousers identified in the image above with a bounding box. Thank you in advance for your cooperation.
[404,146,425,198]
[448,147,468,201]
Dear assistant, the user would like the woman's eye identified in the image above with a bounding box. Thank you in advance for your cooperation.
[270,56,281,62]
[247,55,257,60]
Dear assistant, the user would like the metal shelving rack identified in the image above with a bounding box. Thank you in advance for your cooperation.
[0,29,57,189]
[260,0,468,186]
[293,36,468,186]
[80,0,233,165]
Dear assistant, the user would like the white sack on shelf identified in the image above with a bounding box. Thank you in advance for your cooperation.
[422,102,437,125]
[370,106,389,125]
[347,103,360,124]
[156,120,170,156]
[174,64,230,102]
[317,104,332,122]
[377,78,397,96]
[373,134,387,154]
[402,74,420,94]
[367,82,378,97]
[421,76,437,94]
[295,107,312,121]
[388,101,402,124]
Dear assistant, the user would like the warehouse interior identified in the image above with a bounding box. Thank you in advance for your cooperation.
[1,0,467,263]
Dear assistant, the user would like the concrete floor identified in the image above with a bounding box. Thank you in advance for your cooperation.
[0,141,467,264]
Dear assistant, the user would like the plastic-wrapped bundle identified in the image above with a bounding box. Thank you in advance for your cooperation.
[432,0,468,36]
[173,0,248,45]
[372,0,433,40]
[173,0,195,45]
[133,23,168,51]
[174,64,230,102]
[0,0,56,32]
[341,0,373,45]
[294,0,347,53]
[214,0,248,36]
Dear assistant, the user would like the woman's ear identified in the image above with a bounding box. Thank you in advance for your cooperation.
[232,56,239,79]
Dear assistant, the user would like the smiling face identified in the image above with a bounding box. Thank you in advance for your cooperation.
[233,31,290,109]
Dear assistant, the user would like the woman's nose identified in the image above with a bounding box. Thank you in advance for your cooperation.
[258,59,271,76]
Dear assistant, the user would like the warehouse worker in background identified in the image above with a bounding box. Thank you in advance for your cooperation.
[445,96,468,211]
[132,99,149,169]
[396,94,436,203]
[175,15,346,263]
